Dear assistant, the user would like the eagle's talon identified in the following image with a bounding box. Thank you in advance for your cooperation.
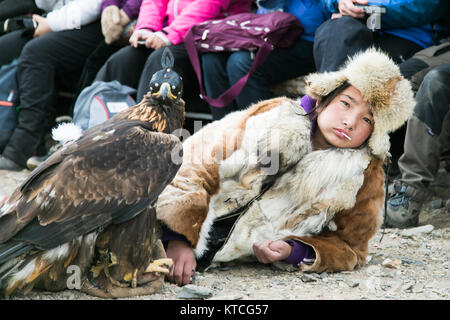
[145,258,173,274]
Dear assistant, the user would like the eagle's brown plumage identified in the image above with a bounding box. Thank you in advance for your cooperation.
[0,48,185,297]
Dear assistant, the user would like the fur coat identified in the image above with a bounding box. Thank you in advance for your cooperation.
[156,97,385,273]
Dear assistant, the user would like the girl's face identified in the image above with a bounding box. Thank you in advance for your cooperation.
[313,86,374,150]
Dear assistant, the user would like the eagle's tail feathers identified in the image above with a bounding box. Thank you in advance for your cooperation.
[0,241,32,265]
[0,242,36,297]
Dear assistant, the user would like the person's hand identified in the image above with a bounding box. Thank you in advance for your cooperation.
[165,240,197,286]
[253,239,292,264]
[129,29,153,48]
[101,5,131,44]
[337,0,368,19]
[32,14,52,37]
[144,33,169,50]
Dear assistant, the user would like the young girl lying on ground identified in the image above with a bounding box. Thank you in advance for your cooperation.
[156,48,416,286]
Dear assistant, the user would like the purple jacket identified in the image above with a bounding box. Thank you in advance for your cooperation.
[101,0,143,20]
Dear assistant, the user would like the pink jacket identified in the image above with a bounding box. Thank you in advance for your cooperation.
[135,0,252,45]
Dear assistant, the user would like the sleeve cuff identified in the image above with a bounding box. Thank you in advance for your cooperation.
[283,240,316,267]
[162,225,190,245]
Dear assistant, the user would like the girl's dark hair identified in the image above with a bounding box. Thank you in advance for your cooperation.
[305,81,351,120]
[317,81,351,109]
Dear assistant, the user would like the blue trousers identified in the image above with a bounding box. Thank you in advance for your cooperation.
[201,39,314,120]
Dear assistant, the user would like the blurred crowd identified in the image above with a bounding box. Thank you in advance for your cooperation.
[0,0,449,230]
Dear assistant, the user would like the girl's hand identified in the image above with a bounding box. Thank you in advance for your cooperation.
[165,240,197,286]
[32,15,52,37]
[253,240,292,264]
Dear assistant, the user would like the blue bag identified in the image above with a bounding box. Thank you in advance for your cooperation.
[0,59,19,152]
[72,80,136,131]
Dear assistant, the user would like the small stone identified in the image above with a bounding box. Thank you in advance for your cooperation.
[344,279,359,288]
[366,265,382,276]
[300,274,318,283]
[401,224,434,237]
[431,199,443,209]
[445,199,450,211]
[382,258,402,269]
[412,283,424,293]
[401,281,415,292]
[177,285,213,299]
[400,257,426,266]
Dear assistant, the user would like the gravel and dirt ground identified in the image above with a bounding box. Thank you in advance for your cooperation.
[1,163,448,301]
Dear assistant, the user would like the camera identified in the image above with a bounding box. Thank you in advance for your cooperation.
[355,5,386,31]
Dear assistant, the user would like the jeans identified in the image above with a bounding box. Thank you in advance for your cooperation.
[313,16,422,73]
[202,38,315,120]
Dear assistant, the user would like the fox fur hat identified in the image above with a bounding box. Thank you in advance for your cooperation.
[305,48,416,159]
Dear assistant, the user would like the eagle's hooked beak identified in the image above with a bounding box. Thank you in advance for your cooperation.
[159,82,170,100]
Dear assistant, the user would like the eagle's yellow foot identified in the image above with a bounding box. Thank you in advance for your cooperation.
[145,258,173,274]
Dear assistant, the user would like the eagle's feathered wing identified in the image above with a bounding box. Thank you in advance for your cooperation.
[0,119,182,294]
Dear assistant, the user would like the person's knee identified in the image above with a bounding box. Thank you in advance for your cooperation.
[201,53,225,73]
[19,37,50,64]
[422,66,449,92]
[226,52,251,79]
[95,47,134,82]
[318,15,366,36]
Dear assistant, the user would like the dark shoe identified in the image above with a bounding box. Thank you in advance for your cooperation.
[0,155,24,171]
[384,185,422,229]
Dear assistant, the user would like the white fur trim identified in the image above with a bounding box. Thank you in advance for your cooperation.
[52,122,83,145]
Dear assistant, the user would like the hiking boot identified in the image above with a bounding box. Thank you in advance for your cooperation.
[0,155,24,171]
[384,185,422,228]
[26,154,49,171]
[26,142,62,170]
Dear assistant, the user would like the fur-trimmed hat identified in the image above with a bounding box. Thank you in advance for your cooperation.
[305,48,416,159]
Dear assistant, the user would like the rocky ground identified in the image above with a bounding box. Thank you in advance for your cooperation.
[0,164,449,301]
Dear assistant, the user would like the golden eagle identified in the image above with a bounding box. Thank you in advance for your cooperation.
[0,48,184,298]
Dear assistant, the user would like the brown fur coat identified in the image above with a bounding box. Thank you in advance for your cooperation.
[156,97,384,272]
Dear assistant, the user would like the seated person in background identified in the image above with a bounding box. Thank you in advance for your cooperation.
[314,0,448,174]
[94,0,252,111]
[73,0,143,95]
[156,49,416,286]
[0,0,55,67]
[314,0,446,72]
[385,60,450,229]
[0,0,104,171]
[201,0,331,120]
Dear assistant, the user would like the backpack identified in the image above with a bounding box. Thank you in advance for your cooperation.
[72,80,136,131]
[184,11,304,107]
[0,59,19,152]
[409,41,450,91]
